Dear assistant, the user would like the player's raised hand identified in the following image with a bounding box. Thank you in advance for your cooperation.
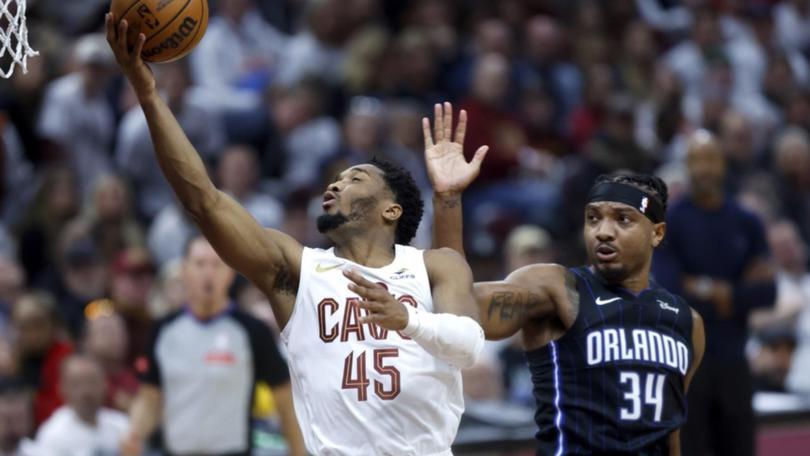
[105,13,156,99]
[423,102,489,195]
[344,269,409,331]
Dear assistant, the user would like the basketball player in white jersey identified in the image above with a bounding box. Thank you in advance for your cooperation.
[106,16,485,456]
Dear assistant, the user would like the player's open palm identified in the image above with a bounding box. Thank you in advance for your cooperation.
[423,102,489,195]
[105,13,156,98]
[344,269,409,331]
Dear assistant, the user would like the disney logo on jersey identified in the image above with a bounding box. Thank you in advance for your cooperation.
[389,267,415,280]
[658,300,679,315]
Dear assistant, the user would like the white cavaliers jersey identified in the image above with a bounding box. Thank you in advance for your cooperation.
[280,245,463,456]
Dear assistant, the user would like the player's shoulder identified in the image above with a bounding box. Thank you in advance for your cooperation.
[506,263,570,289]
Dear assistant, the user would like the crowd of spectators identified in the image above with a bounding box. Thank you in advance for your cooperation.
[1,0,810,454]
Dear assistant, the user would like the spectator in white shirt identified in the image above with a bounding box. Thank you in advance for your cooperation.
[37,34,117,196]
[190,0,288,113]
[0,378,33,456]
[32,355,128,455]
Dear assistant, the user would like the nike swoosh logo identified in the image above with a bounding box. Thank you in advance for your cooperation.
[595,296,622,306]
[315,262,344,273]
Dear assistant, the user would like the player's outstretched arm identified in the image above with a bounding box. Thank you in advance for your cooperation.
[667,308,705,456]
[424,102,488,255]
[105,15,302,326]
[344,248,485,368]
[473,264,570,340]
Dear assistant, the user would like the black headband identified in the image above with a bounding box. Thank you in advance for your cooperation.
[586,181,665,223]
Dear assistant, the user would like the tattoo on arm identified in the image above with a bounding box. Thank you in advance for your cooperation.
[440,196,461,209]
[487,290,546,322]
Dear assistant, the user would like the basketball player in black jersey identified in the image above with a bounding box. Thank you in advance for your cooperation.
[424,103,705,455]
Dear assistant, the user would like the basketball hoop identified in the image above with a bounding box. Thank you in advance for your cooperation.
[0,0,37,78]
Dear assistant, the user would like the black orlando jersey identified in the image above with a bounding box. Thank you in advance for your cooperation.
[528,266,694,455]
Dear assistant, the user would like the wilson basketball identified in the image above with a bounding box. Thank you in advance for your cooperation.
[110,0,208,63]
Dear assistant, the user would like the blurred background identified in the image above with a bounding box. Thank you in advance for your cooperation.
[0,0,810,455]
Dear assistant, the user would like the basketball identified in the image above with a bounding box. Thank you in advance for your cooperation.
[109,0,208,63]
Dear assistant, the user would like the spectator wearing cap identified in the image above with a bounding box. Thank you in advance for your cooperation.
[122,235,304,456]
[503,224,554,274]
[11,292,74,428]
[109,247,156,364]
[32,355,129,455]
[38,223,108,338]
[83,308,140,412]
[0,378,34,456]
[749,326,797,392]
[37,33,117,195]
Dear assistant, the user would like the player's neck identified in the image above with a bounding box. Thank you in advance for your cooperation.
[333,236,397,269]
[617,274,650,295]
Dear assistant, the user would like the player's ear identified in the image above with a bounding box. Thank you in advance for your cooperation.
[651,222,666,248]
[382,203,402,224]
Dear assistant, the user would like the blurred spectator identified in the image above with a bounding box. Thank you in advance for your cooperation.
[109,247,155,365]
[719,110,760,191]
[521,16,583,125]
[503,225,554,274]
[191,0,288,113]
[36,33,116,194]
[0,114,34,227]
[384,28,442,106]
[11,291,74,428]
[774,0,810,53]
[147,260,186,320]
[39,222,108,338]
[568,62,614,150]
[271,81,341,191]
[460,53,524,185]
[147,201,197,268]
[122,235,304,456]
[276,0,354,87]
[749,326,797,392]
[0,378,34,456]
[0,255,24,333]
[116,60,225,221]
[750,220,810,331]
[80,174,145,262]
[83,308,139,413]
[653,130,776,456]
[217,144,284,229]
[15,167,80,286]
[31,355,128,455]
[771,126,810,244]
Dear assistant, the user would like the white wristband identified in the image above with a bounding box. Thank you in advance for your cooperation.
[403,304,421,336]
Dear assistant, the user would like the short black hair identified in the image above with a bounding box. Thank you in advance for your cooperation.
[593,173,669,214]
[369,157,424,245]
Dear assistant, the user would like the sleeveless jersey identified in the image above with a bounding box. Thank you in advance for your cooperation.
[280,245,462,456]
[528,266,694,455]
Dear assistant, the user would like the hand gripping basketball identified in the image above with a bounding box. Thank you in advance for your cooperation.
[344,269,409,331]
[106,13,156,99]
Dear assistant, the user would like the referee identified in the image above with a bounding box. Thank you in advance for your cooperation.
[121,234,305,456]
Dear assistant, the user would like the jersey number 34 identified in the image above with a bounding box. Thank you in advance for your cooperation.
[619,371,665,422]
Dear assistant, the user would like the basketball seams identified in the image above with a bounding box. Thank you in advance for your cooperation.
[143,0,193,42]
[118,0,144,23]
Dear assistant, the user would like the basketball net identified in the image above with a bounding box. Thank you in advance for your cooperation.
[0,0,37,78]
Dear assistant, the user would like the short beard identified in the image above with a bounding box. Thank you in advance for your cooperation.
[316,213,350,233]
[316,196,379,235]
